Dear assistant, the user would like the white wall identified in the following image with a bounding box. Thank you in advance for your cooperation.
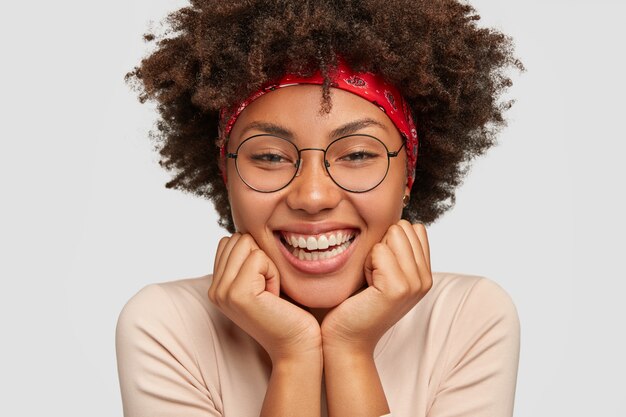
[1,1,623,415]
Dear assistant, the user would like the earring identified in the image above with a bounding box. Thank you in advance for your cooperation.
[402,194,410,207]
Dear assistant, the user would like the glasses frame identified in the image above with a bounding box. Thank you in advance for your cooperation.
[226,133,405,193]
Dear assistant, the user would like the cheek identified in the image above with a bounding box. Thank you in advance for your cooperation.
[228,184,254,233]
[228,186,280,234]
[355,190,404,234]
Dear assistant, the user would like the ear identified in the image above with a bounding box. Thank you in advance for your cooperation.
[403,181,411,204]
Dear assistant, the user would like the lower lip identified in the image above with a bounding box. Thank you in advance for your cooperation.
[275,233,359,275]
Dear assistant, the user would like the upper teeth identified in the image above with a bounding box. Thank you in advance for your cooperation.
[284,231,354,251]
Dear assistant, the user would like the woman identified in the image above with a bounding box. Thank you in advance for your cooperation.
[116,1,522,416]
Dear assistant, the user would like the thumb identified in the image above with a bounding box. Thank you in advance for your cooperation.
[364,230,391,287]
[254,249,280,296]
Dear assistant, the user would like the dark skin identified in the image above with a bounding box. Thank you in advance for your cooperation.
[125,0,523,233]
[126,0,521,414]
[208,86,432,415]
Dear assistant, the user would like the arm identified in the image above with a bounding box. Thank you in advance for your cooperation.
[116,284,222,417]
[322,221,433,417]
[261,353,323,417]
[323,345,389,417]
[428,278,521,417]
[210,233,323,417]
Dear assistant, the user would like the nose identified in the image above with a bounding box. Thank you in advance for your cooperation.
[285,150,342,214]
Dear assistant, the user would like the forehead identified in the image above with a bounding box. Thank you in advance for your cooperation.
[228,85,400,144]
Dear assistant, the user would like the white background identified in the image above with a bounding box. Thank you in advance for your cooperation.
[1,0,624,416]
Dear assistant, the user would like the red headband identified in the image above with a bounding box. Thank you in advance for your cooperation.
[218,58,419,189]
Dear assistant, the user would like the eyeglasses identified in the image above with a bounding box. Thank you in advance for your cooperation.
[226,134,405,193]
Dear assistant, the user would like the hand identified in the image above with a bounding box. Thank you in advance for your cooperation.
[321,220,433,355]
[208,233,322,362]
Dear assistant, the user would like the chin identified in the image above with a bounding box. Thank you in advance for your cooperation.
[280,274,365,309]
[287,291,347,309]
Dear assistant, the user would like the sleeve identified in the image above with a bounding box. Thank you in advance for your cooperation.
[428,278,521,417]
[115,284,222,417]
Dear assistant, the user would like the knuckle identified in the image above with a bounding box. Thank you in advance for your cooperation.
[422,277,434,293]
[387,224,403,236]
[370,243,387,259]
[373,242,387,253]
[410,279,423,295]
[414,281,431,299]
[240,234,253,243]
[388,280,411,300]
[218,237,230,249]
[213,290,224,305]
[249,248,264,259]
[398,219,412,228]
[214,288,230,305]
[223,290,245,310]
[223,290,235,305]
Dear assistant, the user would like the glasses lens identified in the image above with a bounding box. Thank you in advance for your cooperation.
[326,135,390,192]
[235,135,299,192]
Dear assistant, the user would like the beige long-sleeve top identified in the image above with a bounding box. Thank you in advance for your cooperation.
[116,272,520,417]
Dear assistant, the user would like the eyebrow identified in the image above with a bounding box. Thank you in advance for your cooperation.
[237,118,389,141]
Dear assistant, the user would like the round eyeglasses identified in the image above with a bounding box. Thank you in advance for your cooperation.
[226,134,405,193]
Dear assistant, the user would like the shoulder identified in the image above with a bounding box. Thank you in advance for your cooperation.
[116,277,232,414]
[420,273,521,415]
[115,275,213,357]
[426,271,521,369]
[116,275,215,332]
[429,271,518,316]
[115,275,228,399]
[395,271,520,358]
[116,275,237,345]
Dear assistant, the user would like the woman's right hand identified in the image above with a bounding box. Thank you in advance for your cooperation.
[208,233,322,363]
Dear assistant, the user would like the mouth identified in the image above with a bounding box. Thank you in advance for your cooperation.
[274,228,360,274]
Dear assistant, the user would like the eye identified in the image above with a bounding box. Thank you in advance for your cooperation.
[340,151,379,161]
[251,152,289,163]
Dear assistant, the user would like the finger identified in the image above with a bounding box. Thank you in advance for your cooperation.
[213,236,229,276]
[412,223,431,273]
[364,242,408,301]
[366,224,412,284]
[383,224,420,288]
[412,223,433,293]
[215,234,260,300]
[210,233,243,302]
[396,220,426,271]
[397,220,430,286]
[230,248,281,297]
[209,236,231,300]
[213,233,242,282]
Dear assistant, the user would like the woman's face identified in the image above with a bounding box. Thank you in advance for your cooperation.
[226,85,409,309]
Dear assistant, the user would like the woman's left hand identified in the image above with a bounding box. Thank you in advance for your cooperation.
[321,220,433,355]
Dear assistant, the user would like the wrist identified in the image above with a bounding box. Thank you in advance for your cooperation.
[272,349,323,375]
[322,341,375,364]
[322,343,389,417]
[265,325,323,365]
[322,333,377,358]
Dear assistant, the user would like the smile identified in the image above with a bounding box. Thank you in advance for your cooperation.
[275,228,360,274]
[281,230,356,260]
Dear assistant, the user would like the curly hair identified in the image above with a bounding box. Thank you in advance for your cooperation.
[125,0,523,233]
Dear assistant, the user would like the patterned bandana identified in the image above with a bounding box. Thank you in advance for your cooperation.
[218,58,419,189]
